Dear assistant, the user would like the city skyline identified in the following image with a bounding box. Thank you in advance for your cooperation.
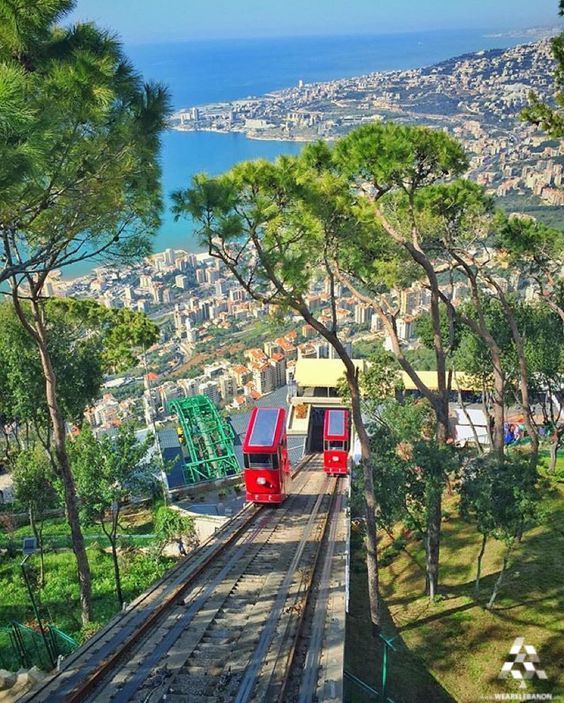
[66,0,561,45]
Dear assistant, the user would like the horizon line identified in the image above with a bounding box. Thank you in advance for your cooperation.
[123,23,561,48]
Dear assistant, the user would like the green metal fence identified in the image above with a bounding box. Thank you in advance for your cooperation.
[0,622,77,672]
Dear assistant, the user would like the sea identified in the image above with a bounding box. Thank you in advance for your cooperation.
[67,29,540,277]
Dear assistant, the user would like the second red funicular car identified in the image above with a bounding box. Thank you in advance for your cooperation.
[323,408,350,476]
[242,407,291,504]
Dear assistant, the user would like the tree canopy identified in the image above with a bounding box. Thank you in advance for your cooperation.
[0,0,170,287]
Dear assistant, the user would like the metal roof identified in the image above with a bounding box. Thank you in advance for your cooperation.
[325,409,347,439]
[294,359,367,388]
[294,359,480,393]
[248,408,282,448]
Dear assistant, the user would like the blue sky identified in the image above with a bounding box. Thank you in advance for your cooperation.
[66,0,561,44]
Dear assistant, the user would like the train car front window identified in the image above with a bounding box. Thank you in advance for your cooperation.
[329,440,344,449]
[245,452,273,468]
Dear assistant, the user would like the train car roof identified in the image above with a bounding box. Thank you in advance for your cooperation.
[324,408,349,441]
[243,407,286,452]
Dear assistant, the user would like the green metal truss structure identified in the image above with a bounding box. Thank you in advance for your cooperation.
[168,395,241,484]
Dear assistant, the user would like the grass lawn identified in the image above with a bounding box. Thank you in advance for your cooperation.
[0,508,174,649]
[346,468,564,702]
[1,507,156,548]
[345,530,457,703]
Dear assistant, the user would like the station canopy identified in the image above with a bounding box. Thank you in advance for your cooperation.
[400,370,480,392]
[294,359,480,393]
[294,359,367,389]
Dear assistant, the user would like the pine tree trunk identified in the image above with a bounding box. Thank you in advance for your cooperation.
[425,482,442,600]
[38,527,45,589]
[299,309,381,633]
[348,368,381,633]
[456,381,483,452]
[482,387,494,448]
[29,506,45,588]
[110,537,123,608]
[549,438,559,473]
[35,332,93,624]
[475,533,487,599]
[423,401,450,599]
[493,284,539,461]
[548,428,562,473]
[487,542,513,610]
[490,349,506,459]
[12,294,93,624]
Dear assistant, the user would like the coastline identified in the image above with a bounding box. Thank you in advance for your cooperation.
[168,29,560,145]
[169,125,316,143]
[62,26,562,279]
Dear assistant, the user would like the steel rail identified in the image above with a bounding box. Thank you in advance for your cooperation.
[272,479,342,703]
[23,453,316,703]
[298,487,343,702]
[235,475,338,703]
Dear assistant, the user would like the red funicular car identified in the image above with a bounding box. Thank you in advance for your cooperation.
[242,407,291,504]
[323,408,350,476]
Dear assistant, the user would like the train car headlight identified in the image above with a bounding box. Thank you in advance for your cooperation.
[257,477,267,485]
[332,456,339,462]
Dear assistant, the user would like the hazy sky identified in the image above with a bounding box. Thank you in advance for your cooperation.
[66,0,561,44]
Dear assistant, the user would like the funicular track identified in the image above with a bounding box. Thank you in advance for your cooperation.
[22,454,346,703]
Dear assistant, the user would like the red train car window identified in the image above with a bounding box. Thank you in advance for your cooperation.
[244,452,279,469]
[327,410,346,436]
[248,407,279,447]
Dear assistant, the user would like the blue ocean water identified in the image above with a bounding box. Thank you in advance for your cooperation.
[68,29,536,275]
[128,30,533,109]
[157,131,303,257]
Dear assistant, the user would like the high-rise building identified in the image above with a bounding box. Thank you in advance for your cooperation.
[152,286,163,304]
[263,342,282,357]
[328,342,352,359]
[371,313,384,333]
[270,354,287,388]
[397,318,413,341]
[198,380,221,406]
[143,388,159,426]
[139,274,152,289]
[206,269,220,285]
[173,306,185,336]
[186,321,198,344]
[178,378,199,397]
[219,375,236,403]
[229,288,245,303]
[163,248,176,267]
[252,364,275,395]
[354,304,370,325]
